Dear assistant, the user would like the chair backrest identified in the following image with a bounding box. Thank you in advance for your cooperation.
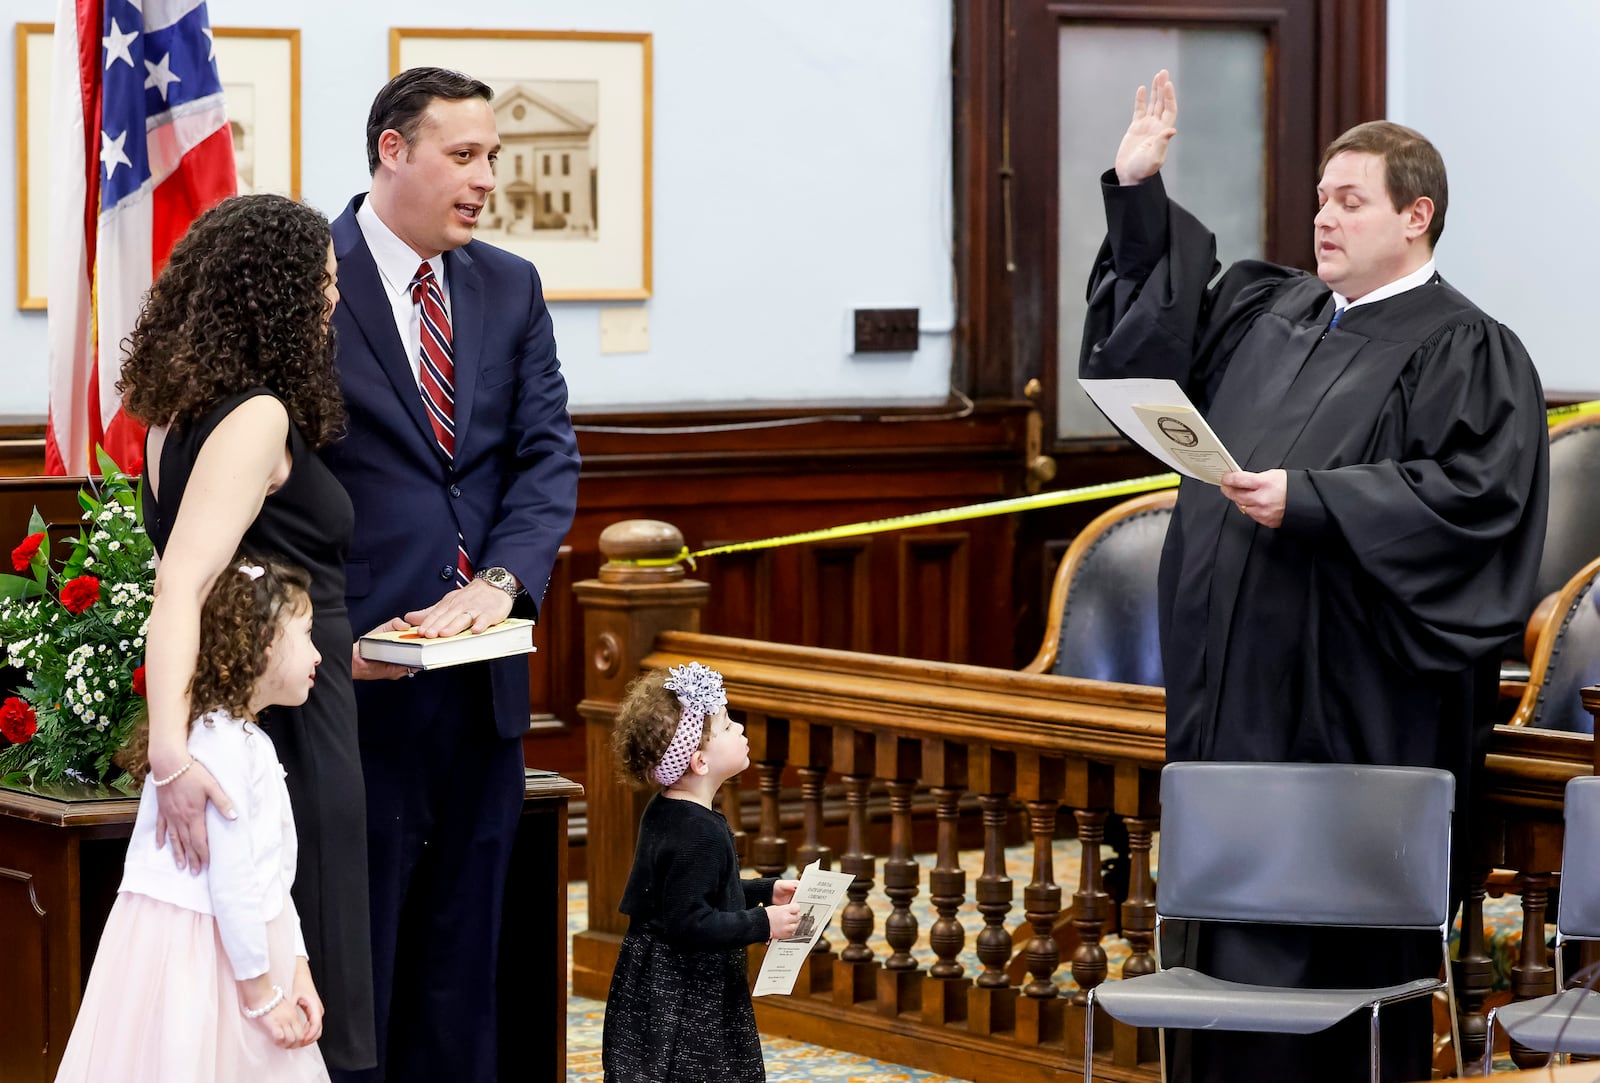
[1558,775,1600,939]
[1511,555,1600,733]
[1157,762,1455,929]
[1538,416,1600,606]
[1024,489,1173,684]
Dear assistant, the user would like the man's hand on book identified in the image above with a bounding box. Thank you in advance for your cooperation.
[352,618,417,680]
[405,580,515,639]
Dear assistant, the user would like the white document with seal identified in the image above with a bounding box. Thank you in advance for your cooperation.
[1078,377,1242,485]
[752,860,856,997]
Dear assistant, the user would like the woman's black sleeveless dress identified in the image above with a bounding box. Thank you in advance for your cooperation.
[142,388,375,1071]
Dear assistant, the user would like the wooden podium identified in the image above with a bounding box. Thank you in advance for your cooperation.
[0,768,581,1083]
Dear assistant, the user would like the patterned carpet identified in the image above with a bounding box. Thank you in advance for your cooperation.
[565,835,1532,1081]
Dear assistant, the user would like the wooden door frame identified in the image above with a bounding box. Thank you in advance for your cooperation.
[953,0,1386,445]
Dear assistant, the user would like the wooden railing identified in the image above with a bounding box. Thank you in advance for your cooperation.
[571,520,1599,1081]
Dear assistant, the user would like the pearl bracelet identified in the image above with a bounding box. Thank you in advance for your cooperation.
[242,984,285,1019]
[151,758,195,788]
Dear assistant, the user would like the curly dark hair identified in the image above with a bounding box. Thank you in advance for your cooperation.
[611,668,718,790]
[117,554,312,782]
[117,193,345,448]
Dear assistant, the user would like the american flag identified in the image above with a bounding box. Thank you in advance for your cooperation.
[45,0,236,476]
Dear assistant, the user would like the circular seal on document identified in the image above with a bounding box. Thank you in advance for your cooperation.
[1156,416,1200,447]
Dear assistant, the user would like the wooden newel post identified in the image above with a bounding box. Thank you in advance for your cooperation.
[569,519,709,1001]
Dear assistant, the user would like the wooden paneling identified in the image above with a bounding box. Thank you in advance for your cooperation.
[898,532,970,662]
[801,541,873,653]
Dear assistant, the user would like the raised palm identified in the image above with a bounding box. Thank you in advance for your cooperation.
[1114,70,1179,185]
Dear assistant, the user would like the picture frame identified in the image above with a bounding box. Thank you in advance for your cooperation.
[12,23,301,311]
[390,28,653,301]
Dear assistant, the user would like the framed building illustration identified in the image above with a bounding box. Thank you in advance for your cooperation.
[391,28,653,301]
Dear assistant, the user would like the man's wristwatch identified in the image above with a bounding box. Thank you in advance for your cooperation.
[474,566,521,598]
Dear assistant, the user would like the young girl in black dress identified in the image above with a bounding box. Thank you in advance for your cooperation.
[601,662,803,1083]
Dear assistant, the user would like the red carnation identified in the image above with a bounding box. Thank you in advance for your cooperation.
[11,531,44,572]
[0,697,37,745]
[59,574,101,614]
[132,665,147,698]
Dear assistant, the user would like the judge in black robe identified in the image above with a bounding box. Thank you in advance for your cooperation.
[1081,76,1549,1083]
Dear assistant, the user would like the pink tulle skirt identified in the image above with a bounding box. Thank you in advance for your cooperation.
[55,891,330,1083]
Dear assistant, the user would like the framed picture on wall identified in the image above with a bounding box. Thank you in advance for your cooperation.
[12,23,301,311]
[15,22,52,310]
[391,28,653,301]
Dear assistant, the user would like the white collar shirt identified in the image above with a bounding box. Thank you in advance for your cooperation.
[1331,257,1437,316]
[356,196,448,388]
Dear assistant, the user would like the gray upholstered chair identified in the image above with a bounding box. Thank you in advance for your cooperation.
[1024,489,1173,684]
[1503,414,1600,682]
[1083,762,1461,1083]
[1508,555,1600,733]
[1484,775,1600,1072]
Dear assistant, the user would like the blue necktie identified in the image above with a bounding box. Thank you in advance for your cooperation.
[1329,306,1346,331]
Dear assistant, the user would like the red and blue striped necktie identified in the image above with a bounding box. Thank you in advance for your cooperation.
[410,261,472,588]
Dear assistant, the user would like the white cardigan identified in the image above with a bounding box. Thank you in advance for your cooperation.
[119,710,305,981]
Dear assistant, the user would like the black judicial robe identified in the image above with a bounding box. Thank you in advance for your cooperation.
[1081,172,1549,1083]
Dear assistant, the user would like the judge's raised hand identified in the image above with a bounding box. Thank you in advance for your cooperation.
[1221,469,1287,529]
[1115,69,1179,186]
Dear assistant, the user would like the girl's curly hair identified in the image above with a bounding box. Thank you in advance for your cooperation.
[117,193,345,448]
[611,668,716,790]
[118,554,312,782]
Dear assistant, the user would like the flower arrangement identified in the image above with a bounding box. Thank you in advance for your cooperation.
[0,452,153,789]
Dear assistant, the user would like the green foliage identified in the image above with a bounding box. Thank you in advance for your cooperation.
[0,453,151,791]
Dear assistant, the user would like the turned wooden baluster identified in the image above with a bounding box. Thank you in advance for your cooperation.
[1119,815,1158,980]
[883,777,921,970]
[974,791,1015,990]
[1070,808,1111,1006]
[720,775,747,864]
[1510,872,1556,1069]
[1021,796,1064,1000]
[838,772,877,964]
[1451,865,1494,1069]
[928,785,967,980]
[789,719,834,995]
[749,714,790,879]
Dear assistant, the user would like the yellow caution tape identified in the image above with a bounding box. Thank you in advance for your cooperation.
[1548,399,1600,424]
[621,397,1600,569]
[622,473,1183,568]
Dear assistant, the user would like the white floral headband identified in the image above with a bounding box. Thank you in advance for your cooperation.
[653,662,728,787]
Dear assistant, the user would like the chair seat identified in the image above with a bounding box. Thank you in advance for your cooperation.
[1092,967,1441,1035]
[1496,988,1600,1054]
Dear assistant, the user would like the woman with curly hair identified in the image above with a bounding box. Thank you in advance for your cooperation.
[61,555,331,1082]
[122,192,408,1076]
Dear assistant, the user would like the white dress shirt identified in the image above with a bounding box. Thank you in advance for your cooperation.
[356,196,448,389]
[119,710,305,981]
[1331,257,1437,314]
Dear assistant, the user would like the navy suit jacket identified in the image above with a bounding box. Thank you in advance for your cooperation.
[322,194,581,740]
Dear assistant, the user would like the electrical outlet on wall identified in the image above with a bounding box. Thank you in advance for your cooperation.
[853,308,919,353]
[599,305,650,354]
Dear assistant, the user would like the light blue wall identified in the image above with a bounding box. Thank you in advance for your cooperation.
[1388,0,1593,394]
[1,2,955,416]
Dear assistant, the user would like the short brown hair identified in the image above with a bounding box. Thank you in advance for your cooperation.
[1319,121,1448,249]
[366,67,494,175]
[611,668,716,789]
[118,555,312,781]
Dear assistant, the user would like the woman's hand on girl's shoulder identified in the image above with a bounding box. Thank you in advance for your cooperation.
[152,757,235,873]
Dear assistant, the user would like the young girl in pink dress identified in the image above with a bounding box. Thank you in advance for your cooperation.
[56,556,330,1083]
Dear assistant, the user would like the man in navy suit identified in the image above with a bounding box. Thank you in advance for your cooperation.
[321,67,581,1083]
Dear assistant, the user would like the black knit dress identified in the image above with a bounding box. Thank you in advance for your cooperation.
[602,795,776,1083]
